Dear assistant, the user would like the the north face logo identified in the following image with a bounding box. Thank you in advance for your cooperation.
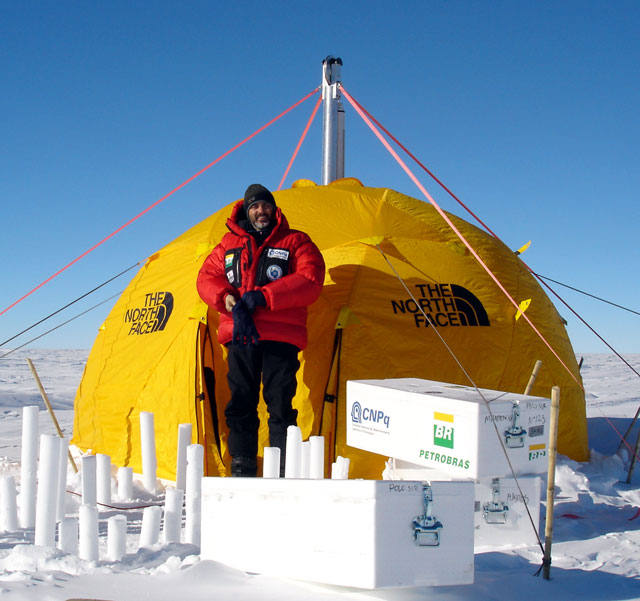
[124,292,174,335]
[390,283,490,328]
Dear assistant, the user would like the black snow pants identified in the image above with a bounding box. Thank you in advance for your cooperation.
[225,340,300,460]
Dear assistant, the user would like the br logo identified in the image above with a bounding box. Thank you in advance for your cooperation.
[433,412,455,449]
[351,402,362,424]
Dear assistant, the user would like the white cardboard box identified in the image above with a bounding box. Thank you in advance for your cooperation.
[201,477,474,589]
[384,461,542,552]
[347,378,550,479]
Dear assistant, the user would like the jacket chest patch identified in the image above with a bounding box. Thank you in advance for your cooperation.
[267,248,290,260]
[225,254,234,268]
[266,264,284,281]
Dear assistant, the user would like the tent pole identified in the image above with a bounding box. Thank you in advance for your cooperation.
[543,386,560,580]
[321,56,344,184]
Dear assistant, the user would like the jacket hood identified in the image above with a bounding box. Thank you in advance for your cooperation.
[226,199,289,235]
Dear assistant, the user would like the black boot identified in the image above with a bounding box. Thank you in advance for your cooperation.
[231,455,258,477]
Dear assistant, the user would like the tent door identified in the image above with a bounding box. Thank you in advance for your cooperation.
[197,321,226,476]
[319,328,342,474]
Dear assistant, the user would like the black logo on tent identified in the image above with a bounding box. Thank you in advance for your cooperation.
[390,283,490,328]
[125,292,174,336]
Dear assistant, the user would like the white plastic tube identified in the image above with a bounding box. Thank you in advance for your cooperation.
[58,516,78,555]
[284,425,302,479]
[331,455,350,480]
[79,504,99,561]
[184,444,203,547]
[309,436,325,479]
[140,505,162,547]
[81,455,97,507]
[163,487,184,543]
[176,423,192,492]
[117,466,133,501]
[301,441,311,478]
[56,437,69,522]
[0,475,19,532]
[96,454,112,506]
[19,405,39,529]
[107,514,127,561]
[262,447,281,478]
[35,434,61,547]
[140,411,158,494]
[339,456,351,479]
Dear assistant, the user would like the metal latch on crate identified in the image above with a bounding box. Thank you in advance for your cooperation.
[504,402,527,448]
[412,485,443,546]
[482,478,509,524]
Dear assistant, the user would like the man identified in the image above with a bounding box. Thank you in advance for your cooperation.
[197,184,325,476]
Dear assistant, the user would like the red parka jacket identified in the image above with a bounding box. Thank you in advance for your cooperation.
[197,200,325,349]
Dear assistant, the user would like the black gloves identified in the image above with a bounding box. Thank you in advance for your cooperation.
[232,302,260,345]
[242,290,266,312]
[231,290,266,345]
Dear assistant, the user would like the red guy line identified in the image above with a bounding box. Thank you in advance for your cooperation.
[348,92,636,384]
[0,88,321,320]
[597,408,640,466]
[341,85,583,391]
[278,95,322,191]
[348,94,501,240]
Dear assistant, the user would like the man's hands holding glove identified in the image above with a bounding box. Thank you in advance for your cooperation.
[231,290,267,345]
[241,290,267,312]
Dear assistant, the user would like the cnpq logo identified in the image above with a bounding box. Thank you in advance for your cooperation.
[351,401,390,428]
[433,412,455,449]
[125,291,174,336]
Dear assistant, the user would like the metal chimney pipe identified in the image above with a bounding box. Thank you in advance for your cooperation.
[321,56,344,185]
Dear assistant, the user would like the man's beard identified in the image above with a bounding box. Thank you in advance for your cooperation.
[251,218,271,231]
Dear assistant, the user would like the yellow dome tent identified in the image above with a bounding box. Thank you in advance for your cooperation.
[72,179,588,479]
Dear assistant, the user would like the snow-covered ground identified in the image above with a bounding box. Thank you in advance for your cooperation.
[0,349,638,600]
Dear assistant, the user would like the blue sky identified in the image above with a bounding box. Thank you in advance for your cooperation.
[1,1,638,354]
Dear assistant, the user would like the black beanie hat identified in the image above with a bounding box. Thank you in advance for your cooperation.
[243,184,276,213]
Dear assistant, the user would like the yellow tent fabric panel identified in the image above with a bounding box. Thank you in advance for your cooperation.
[72,179,588,482]
[73,229,213,478]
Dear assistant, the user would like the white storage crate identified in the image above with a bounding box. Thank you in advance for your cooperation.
[347,378,550,479]
[201,477,474,589]
[384,460,542,551]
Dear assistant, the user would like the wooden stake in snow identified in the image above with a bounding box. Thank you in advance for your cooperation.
[524,360,542,395]
[626,427,640,484]
[26,358,78,473]
[543,386,560,580]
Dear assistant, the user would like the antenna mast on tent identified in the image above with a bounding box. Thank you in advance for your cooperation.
[321,56,345,184]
